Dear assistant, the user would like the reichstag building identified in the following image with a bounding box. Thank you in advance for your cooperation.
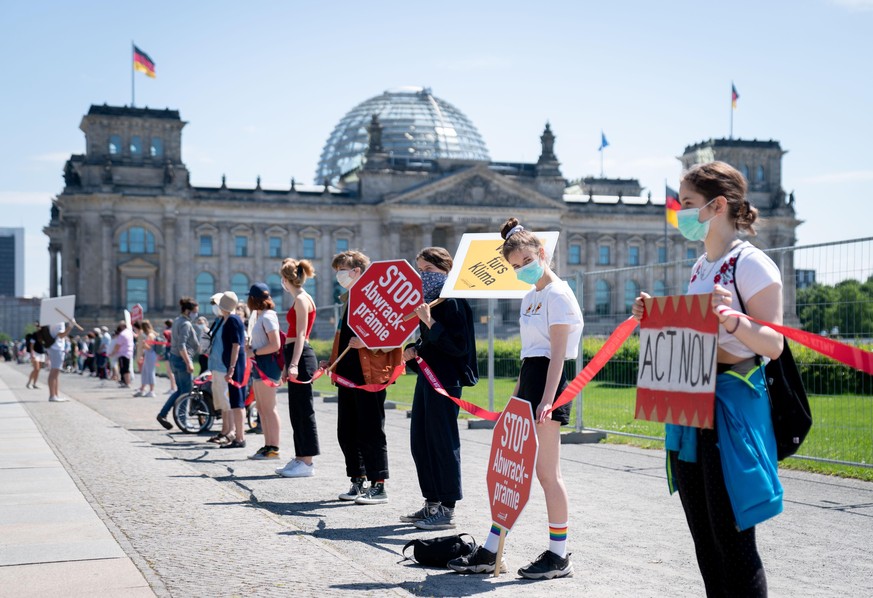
[44,87,800,336]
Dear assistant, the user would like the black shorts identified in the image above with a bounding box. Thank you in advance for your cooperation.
[517,356,571,425]
[254,353,282,383]
[118,356,131,376]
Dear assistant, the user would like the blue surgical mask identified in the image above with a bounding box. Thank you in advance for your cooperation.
[677,198,717,242]
[420,271,447,303]
[515,259,544,285]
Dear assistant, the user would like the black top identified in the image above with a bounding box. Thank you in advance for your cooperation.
[335,305,365,385]
[406,298,478,388]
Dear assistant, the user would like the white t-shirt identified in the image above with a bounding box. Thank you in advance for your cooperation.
[250,309,280,352]
[687,241,781,359]
[519,280,584,360]
[48,323,66,351]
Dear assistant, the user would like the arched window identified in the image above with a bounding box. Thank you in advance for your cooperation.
[756,165,765,182]
[119,226,155,254]
[624,280,641,314]
[741,164,750,180]
[109,135,122,156]
[595,280,611,315]
[130,136,142,157]
[266,274,283,312]
[150,137,163,158]
[303,277,316,301]
[653,279,668,297]
[231,273,249,299]
[195,272,215,307]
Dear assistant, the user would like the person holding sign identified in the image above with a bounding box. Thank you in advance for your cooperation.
[632,161,784,597]
[275,258,321,478]
[325,250,403,505]
[401,247,478,530]
[449,218,581,580]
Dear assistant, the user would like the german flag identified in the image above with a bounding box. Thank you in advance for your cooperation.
[133,45,156,78]
[731,82,739,110]
[666,185,681,229]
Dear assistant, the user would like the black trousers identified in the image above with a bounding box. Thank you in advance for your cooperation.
[410,376,462,503]
[284,342,320,457]
[670,428,767,598]
[336,385,388,480]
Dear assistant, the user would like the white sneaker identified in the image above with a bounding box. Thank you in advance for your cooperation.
[48,396,69,402]
[277,459,314,478]
[164,388,175,395]
[144,391,156,398]
[132,390,144,397]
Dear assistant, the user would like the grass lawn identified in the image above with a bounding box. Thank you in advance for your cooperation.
[313,374,873,481]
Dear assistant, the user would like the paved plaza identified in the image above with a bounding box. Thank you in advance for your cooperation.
[1,361,871,597]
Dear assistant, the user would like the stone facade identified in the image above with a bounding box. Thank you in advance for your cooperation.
[44,105,801,337]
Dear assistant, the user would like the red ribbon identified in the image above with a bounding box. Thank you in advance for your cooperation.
[717,306,873,375]
[285,367,326,385]
[328,364,406,393]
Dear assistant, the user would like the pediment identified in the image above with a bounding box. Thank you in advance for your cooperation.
[383,165,566,211]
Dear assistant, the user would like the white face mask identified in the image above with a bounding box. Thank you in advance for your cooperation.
[211,305,222,317]
[281,278,294,293]
[336,269,354,289]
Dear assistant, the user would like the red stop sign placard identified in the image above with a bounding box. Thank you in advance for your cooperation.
[487,396,539,532]
[347,259,423,349]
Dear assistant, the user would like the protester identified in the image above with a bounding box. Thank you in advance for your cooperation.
[274,258,320,478]
[134,320,158,397]
[156,298,200,430]
[194,315,210,375]
[24,326,44,389]
[449,218,582,579]
[401,247,478,529]
[46,321,73,402]
[631,161,784,596]
[161,319,177,394]
[326,250,402,505]
[109,321,135,388]
[247,283,283,459]
[217,291,248,450]
[205,293,234,445]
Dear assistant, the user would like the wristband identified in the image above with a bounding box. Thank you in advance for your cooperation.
[724,317,740,334]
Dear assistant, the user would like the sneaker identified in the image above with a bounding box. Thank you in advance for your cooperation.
[414,505,456,530]
[355,481,388,505]
[448,546,506,574]
[400,501,440,523]
[48,396,69,403]
[32,384,40,390]
[156,415,172,430]
[132,390,144,397]
[248,446,279,460]
[338,477,367,501]
[276,459,315,478]
[220,439,247,449]
[25,383,32,389]
[164,388,175,395]
[144,391,156,398]
[517,551,574,580]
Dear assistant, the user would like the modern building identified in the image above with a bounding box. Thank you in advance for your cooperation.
[44,88,801,336]
[0,227,25,298]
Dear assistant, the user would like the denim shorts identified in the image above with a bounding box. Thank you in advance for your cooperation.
[254,353,282,383]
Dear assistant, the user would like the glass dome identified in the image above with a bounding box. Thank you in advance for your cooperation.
[315,86,491,184]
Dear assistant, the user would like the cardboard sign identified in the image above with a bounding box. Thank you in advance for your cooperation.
[124,309,132,330]
[487,397,539,532]
[635,294,719,429]
[442,232,560,299]
[39,295,76,327]
[130,304,143,323]
[347,259,422,349]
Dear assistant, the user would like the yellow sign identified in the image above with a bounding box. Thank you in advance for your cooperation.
[442,232,559,298]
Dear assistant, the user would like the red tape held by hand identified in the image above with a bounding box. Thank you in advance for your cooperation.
[328,363,406,393]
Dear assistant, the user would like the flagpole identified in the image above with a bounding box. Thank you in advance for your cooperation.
[131,41,135,107]
[600,148,604,178]
[729,99,733,139]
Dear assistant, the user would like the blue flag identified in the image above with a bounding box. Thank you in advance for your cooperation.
[598,131,609,151]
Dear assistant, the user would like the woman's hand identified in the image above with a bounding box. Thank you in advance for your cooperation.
[711,284,733,323]
[536,400,553,424]
[402,347,418,362]
[286,363,298,381]
[631,292,652,321]
[413,303,433,328]
[347,337,365,350]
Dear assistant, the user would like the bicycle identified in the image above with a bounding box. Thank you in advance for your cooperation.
[172,372,259,434]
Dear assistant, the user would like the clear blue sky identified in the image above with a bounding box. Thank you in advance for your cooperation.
[3,0,872,297]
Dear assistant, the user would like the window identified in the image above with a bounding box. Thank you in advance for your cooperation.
[658,246,667,264]
[150,137,163,158]
[335,238,349,254]
[268,236,282,258]
[334,280,344,303]
[624,280,640,314]
[566,277,577,295]
[595,280,611,315]
[741,164,750,180]
[195,272,215,307]
[627,246,640,266]
[126,278,148,312]
[303,237,316,259]
[235,236,248,257]
[130,135,142,157]
[568,243,581,265]
[756,165,765,182]
[303,277,316,299]
[231,273,249,298]
[686,247,697,260]
[120,227,155,254]
[654,280,668,297]
[109,135,122,156]
[266,274,283,311]
[199,235,213,256]
[598,245,610,265]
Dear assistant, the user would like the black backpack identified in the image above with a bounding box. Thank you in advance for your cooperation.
[401,533,476,568]
[732,251,812,460]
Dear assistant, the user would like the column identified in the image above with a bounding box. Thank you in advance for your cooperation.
[49,244,59,297]
[218,222,230,290]
[163,216,177,308]
[100,215,115,308]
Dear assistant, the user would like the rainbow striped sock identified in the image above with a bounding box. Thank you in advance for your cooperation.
[483,523,502,553]
[549,522,568,558]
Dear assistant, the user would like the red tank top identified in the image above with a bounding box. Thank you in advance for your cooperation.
[285,295,316,339]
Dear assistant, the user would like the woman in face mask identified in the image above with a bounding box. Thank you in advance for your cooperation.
[632,161,784,597]
[273,257,320,479]
[449,218,582,580]
[399,247,478,531]
[324,250,402,506]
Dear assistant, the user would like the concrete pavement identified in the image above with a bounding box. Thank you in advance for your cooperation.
[1,360,872,597]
